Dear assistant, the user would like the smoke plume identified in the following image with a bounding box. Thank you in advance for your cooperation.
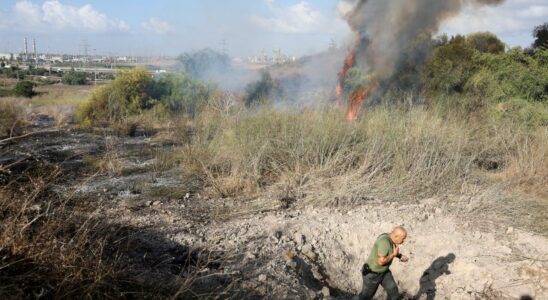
[334,0,505,119]
[340,0,505,80]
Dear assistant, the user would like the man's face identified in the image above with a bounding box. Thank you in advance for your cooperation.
[395,234,407,245]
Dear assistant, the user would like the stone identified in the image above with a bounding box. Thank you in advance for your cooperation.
[152,200,161,206]
[258,274,267,282]
[312,268,323,281]
[294,233,306,246]
[286,259,298,270]
[302,244,317,261]
[506,227,514,234]
[321,286,330,297]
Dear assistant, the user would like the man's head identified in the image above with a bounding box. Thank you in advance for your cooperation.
[390,226,407,245]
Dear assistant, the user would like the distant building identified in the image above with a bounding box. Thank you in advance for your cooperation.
[246,49,296,65]
[0,53,15,60]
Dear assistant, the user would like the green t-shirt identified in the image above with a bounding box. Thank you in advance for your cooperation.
[366,233,394,273]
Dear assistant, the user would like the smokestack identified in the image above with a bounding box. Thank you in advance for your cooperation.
[33,38,37,61]
[24,37,28,60]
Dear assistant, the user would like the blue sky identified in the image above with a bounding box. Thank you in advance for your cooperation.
[0,0,546,57]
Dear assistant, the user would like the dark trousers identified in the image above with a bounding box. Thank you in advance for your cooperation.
[358,270,399,300]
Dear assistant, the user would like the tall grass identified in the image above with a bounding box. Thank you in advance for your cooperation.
[176,105,547,202]
[0,160,227,299]
[0,99,26,138]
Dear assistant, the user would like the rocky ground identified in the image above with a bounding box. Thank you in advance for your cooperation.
[1,115,547,299]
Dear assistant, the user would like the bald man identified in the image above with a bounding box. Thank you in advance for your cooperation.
[358,227,409,300]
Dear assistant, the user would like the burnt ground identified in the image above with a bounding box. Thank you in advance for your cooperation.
[1,116,547,299]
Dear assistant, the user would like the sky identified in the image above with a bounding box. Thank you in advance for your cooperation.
[0,0,546,57]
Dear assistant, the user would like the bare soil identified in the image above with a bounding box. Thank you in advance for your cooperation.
[1,117,547,299]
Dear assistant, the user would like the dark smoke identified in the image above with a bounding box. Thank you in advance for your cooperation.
[339,0,505,92]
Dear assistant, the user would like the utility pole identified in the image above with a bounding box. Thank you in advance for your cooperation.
[220,39,228,56]
[329,39,336,52]
[81,39,90,68]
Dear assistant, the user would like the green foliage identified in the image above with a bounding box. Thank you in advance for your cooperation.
[156,73,210,116]
[12,81,36,98]
[491,98,548,128]
[424,39,476,95]
[467,32,505,54]
[343,67,369,92]
[424,32,548,110]
[77,68,212,127]
[76,68,156,126]
[176,49,230,80]
[62,71,87,85]
[27,66,48,76]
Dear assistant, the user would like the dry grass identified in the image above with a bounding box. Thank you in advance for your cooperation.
[0,99,27,138]
[172,105,547,203]
[0,155,232,299]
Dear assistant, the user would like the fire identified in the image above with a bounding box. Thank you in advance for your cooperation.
[336,39,358,107]
[346,79,377,121]
[336,36,377,121]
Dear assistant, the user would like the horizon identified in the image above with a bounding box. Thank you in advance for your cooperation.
[0,0,547,57]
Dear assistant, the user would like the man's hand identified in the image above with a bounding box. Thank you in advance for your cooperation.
[392,244,400,258]
[400,255,409,263]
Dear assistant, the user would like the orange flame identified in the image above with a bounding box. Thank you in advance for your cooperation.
[336,36,377,121]
[336,40,358,108]
[346,79,377,121]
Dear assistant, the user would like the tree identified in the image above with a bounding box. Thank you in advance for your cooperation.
[176,49,231,80]
[12,81,36,98]
[62,71,87,85]
[467,32,505,54]
[533,23,548,50]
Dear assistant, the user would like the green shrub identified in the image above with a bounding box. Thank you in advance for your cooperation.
[76,69,211,127]
[62,71,87,85]
[424,35,548,110]
[467,32,505,54]
[156,73,210,116]
[176,49,231,80]
[491,98,548,128]
[12,81,36,98]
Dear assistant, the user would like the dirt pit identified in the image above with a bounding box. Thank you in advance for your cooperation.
[2,126,547,299]
[195,197,547,299]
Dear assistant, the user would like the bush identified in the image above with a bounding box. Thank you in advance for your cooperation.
[176,49,231,80]
[424,34,548,110]
[467,32,505,54]
[12,81,36,98]
[77,69,212,127]
[156,73,210,116]
[62,71,87,85]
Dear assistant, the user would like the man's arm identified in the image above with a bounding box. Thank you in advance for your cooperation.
[376,242,399,266]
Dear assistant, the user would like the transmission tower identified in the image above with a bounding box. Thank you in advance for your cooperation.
[220,39,228,56]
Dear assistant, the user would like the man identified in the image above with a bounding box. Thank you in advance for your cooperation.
[358,226,409,300]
